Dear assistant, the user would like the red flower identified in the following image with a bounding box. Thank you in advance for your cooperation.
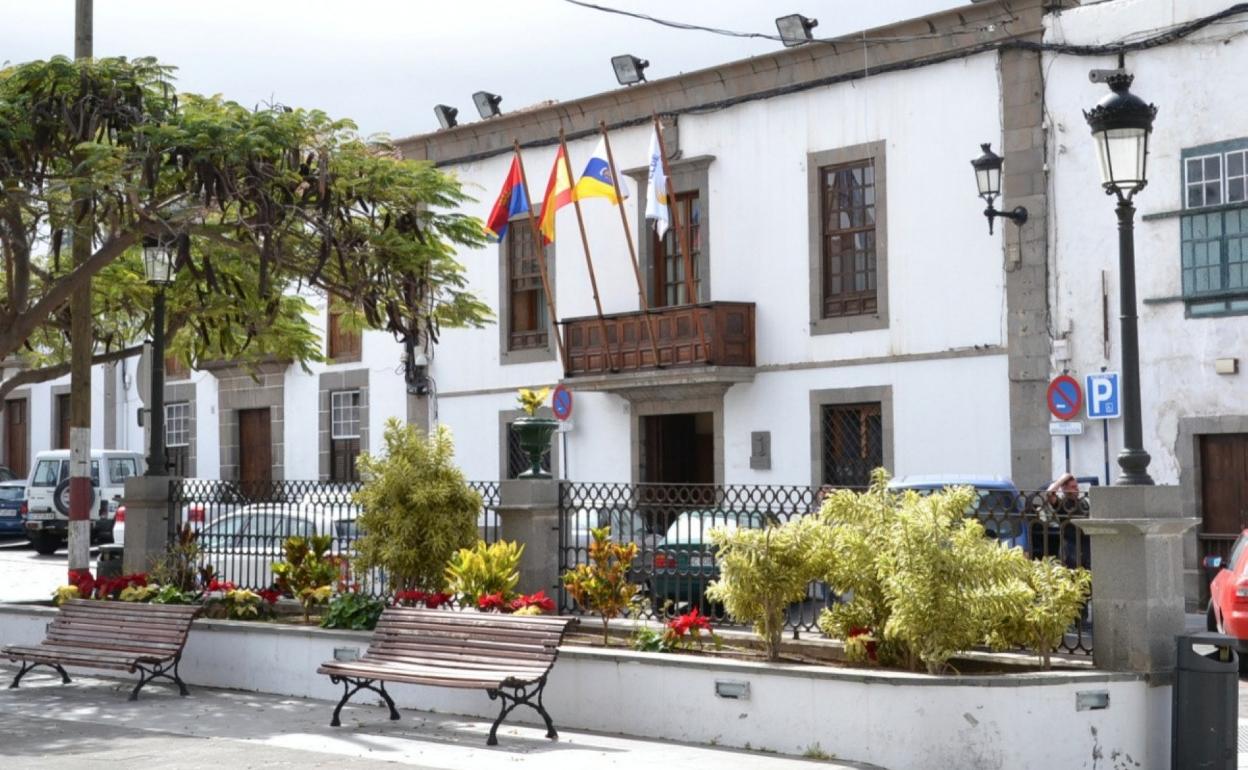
[257,588,280,605]
[667,609,711,637]
[509,590,555,614]
[394,590,427,607]
[206,578,236,593]
[424,592,452,609]
[477,593,509,612]
[848,626,879,663]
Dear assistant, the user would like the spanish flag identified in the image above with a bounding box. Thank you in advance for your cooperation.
[574,137,628,204]
[538,146,574,245]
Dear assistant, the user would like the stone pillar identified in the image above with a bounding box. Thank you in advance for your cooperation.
[497,479,560,597]
[122,475,173,575]
[1075,485,1198,674]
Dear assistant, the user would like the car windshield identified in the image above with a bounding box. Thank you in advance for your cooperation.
[108,457,138,483]
[0,486,23,501]
[30,460,60,487]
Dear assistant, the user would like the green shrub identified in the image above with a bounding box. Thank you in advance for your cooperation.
[150,524,215,592]
[705,517,824,661]
[272,534,339,622]
[149,584,196,605]
[321,591,386,630]
[815,470,1091,673]
[562,526,638,645]
[353,420,481,592]
[445,540,523,606]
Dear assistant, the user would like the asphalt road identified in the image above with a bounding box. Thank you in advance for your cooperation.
[0,536,99,603]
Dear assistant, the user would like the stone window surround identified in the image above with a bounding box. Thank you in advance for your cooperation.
[1175,414,1248,609]
[498,407,560,479]
[808,385,894,487]
[164,382,197,477]
[1,389,32,476]
[319,369,369,482]
[213,362,287,483]
[626,386,725,486]
[807,140,890,336]
[49,384,70,449]
[498,214,557,365]
[1177,138,1248,317]
[624,154,715,307]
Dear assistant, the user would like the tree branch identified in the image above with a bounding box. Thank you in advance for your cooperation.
[0,343,143,407]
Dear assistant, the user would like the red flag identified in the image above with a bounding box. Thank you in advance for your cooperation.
[483,154,530,243]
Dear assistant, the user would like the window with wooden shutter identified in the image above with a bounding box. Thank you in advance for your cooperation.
[327,305,362,361]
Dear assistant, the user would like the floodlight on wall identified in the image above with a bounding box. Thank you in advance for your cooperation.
[472,91,503,119]
[433,104,458,130]
[775,14,818,47]
[611,54,649,86]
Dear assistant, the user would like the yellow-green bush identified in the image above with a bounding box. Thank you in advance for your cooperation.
[705,517,825,661]
[353,420,480,592]
[445,539,523,605]
[815,470,1091,673]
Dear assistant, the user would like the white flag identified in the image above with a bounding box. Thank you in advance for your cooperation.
[645,126,669,238]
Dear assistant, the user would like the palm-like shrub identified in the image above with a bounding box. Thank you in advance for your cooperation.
[562,526,637,645]
[353,420,480,592]
[445,540,523,606]
[705,517,825,661]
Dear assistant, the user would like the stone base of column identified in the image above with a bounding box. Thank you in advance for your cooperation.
[497,479,561,597]
[122,476,174,575]
[1076,485,1198,675]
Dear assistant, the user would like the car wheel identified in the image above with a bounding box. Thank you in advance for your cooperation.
[1208,602,1219,633]
[30,533,60,555]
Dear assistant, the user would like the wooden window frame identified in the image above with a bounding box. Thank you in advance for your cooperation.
[808,141,889,335]
[498,214,556,365]
[809,385,893,488]
[327,304,362,362]
[651,191,702,308]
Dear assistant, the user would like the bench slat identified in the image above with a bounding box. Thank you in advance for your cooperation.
[365,639,555,664]
[367,635,557,661]
[361,651,551,674]
[319,659,539,687]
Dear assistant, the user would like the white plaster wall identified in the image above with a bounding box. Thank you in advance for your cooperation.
[284,362,320,479]
[428,52,1012,484]
[1043,0,1248,484]
[361,331,408,454]
[0,607,1163,770]
[193,372,220,479]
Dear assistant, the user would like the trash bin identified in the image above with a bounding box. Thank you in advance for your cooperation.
[96,544,124,580]
[1172,631,1238,770]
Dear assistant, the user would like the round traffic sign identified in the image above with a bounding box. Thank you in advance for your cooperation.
[551,384,573,421]
[1046,375,1082,421]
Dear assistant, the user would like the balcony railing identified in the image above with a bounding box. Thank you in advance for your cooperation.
[563,301,755,377]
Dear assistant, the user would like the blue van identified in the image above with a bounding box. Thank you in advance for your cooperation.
[887,475,1029,552]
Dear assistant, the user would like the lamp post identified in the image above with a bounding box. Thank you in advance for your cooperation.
[1083,72,1158,486]
[142,235,176,478]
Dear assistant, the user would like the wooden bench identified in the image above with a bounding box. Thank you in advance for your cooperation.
[3,599,201,701]
[317,607,575,745]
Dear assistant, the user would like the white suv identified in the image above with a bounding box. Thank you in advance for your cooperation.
[24,449,144,555]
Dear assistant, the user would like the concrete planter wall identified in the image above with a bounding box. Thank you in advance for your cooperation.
[0,605,1168,769]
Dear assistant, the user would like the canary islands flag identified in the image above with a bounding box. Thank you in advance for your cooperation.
[483,155,530,243]
[574,137,628,204]
[645,126,669,238]
[538,146,574,245]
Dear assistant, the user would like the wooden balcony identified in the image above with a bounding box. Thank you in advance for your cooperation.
[563,302,755,377]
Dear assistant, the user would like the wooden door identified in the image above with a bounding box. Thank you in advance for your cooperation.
[56,393,70,449]
[1199,434,1248,601]
[238,408,272,498]
[4,400,27,478]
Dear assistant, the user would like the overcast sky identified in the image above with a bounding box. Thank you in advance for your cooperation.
[2,1,964,139]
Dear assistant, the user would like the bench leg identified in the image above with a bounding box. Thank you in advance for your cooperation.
[130,655,189,701]
[9,661,71,689]
[486,676,556,746]
[328,676,399,727]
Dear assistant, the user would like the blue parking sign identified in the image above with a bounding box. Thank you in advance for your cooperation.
[1085,372,1120,419]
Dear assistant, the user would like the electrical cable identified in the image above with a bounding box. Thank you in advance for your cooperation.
[429,4,1248,168]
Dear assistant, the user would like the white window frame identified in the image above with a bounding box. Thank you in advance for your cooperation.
[165,402,191,448]
[1186,152,1224,209]
[331,390,361,440]
[1226,149,1248,205]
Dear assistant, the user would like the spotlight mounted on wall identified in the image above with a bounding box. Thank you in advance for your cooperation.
[472,91,503,120]
[611,54,649,86]
[433,104,458,130]
[775,14,818,47]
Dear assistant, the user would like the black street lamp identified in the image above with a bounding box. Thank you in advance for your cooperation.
[1084,72,1158,486]
[970,143,1028,234]
[142,235,177,478]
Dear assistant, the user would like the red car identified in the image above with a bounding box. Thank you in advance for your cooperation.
[1205,530,1248,668]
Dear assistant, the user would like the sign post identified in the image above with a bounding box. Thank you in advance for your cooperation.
[551,385,572,479]
[1085,371,1121,485]
[1047,375,1083,474]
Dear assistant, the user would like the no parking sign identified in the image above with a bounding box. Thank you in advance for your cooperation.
[1046,375,1082,421]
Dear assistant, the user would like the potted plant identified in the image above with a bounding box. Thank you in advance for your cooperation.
[511,387,556,479]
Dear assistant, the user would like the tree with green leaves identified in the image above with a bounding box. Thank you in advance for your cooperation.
[0,55,491,402]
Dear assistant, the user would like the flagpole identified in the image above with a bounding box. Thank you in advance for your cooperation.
[652,114,711,363]
[511,141,568,373]
[599,121,663,370]
[559,128,617,373]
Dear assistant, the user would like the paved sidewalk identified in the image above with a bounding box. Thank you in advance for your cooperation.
[0,668,877,769]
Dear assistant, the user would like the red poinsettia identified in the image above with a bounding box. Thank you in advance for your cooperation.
[848,626,879,663]
[509,590,556,614]
[667,608,712,637]
[477,593,509,612]
[206,578,237,593]
[423,592,452,609]
[257,588,281,605]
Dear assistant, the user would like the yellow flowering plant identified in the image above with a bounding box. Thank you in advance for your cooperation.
[517,387,550,416]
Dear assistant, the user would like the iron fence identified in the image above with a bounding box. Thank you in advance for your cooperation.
[557,481,1093,655]
[168,478,501,597]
